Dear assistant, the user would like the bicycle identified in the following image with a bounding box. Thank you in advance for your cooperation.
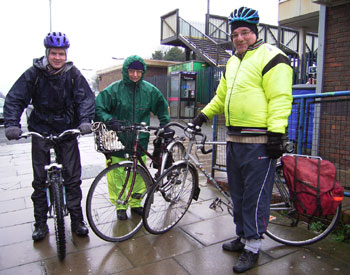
[142,122,342,246]
[85,122,185,242]
[20,129,81,260]
[266,154,341,246]
[142,122,215,234]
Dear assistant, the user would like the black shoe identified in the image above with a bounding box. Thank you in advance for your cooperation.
[117,209,128,220]
[233,249,259,273]
[222,238,245,252]
[131,207,143,216]
[32,224,49,241]
[71,221,89,236]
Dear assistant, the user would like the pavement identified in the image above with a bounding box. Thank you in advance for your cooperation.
[0,121,350,275]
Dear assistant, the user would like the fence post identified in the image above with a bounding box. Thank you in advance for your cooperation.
[297,97,306,154]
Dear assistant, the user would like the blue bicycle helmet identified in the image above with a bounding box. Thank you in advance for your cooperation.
[228,7,259,25]
[44,32,70,48]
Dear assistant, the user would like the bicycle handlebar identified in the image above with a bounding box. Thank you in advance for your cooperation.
[119,122,159,132]
[161,121,213,154]
[20,129,81,140]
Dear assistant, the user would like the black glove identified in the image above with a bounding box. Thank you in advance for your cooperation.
[107,119,122,132]
[191,112,208,127]
[78,122,92,135]
[266,132,284,159]
[5,126,22,140]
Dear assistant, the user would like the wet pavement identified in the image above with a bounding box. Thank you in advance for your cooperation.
[0,122,350,274]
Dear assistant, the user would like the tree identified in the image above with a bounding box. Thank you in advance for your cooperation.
[164,47,185,61]
[152,50,164,60]
[151,47,185,62]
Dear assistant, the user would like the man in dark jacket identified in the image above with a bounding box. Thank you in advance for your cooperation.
[95,55,170,220]
[4,32,95,241]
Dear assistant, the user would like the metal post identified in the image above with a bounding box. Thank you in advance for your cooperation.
[312,5,327,156]
[49,0,52,32]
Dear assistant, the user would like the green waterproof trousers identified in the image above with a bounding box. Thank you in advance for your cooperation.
[107,155,147,210]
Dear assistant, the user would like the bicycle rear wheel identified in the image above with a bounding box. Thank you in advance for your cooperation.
[51,176,66,260]
[143,162,198,234]
[86,162,151,242]
[266,168,341,246]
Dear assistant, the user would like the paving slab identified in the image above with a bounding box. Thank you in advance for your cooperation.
[0,129,350,275]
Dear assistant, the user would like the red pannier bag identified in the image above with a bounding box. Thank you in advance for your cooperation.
[281,155,344,216]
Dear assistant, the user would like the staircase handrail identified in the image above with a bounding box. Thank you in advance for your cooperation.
[178,34,217,65]
[179,17,219,45]
[208,22,231,42]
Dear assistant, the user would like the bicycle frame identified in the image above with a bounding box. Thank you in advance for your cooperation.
[114,124,184,206]
[114,125,161,206]
[185,138,233,213]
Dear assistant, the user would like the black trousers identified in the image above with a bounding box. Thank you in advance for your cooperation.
[31,135,83,226]
[226,142,276,240]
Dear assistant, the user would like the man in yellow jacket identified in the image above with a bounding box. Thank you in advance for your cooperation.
[192,7,293,273]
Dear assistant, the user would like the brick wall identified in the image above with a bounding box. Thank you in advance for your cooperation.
[320,3,350,189]
[98,69,122,91]
[323,3,350,93]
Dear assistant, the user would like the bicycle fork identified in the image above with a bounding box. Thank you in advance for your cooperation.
[116,134,141,206]
[116,164,139,205]
[190,153,233,214]
[45,165,68,218]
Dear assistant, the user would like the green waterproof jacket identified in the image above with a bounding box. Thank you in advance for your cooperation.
[202,40,293,134]
[95,55,170,157]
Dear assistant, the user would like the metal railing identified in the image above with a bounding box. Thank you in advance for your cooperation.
[210,91,350,190]
[161,10,318,84]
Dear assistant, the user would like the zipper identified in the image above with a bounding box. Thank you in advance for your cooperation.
[132,83,136,124]
[226,59,241,126]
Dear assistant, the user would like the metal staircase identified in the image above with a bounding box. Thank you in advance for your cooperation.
[161,9,318,80]
[161,9,232,66]
[178,35,231,66]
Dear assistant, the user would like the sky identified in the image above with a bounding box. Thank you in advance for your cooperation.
[0,0,279,94]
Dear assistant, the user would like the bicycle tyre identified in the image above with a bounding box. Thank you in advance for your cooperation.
[86,161,152,242]
[266,168,341,246]
[51,176,66,260]
[143,162,198,234]
[160,141,186,174]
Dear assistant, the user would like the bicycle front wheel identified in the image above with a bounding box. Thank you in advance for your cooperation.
[143,162,198,234]
[266,169,341,246]
[86,162,151,242]
[51,177,66,260]
[160,141,185,174]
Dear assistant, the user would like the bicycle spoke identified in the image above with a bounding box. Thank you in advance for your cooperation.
[143,163,197,234]
[86,162,151,242]
[266,170,341,246]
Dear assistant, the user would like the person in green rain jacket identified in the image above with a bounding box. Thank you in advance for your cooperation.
[95,55,170,220]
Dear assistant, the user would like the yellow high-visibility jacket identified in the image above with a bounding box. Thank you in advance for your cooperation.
[202,40,293,134]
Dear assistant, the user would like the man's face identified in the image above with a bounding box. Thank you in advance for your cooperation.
[232,27,257,55]
[128,69,143,83]
[48,48,66,69]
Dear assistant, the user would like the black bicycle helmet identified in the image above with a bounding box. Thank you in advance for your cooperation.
[44,32,70,49]
[228,7,259,25]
